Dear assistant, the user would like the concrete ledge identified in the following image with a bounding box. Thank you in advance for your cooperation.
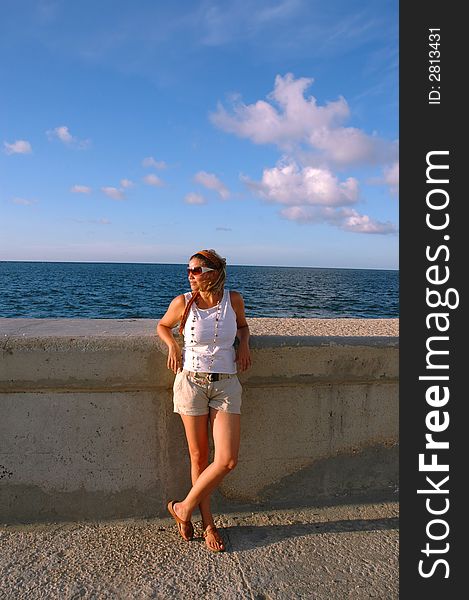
[0,318,398,523]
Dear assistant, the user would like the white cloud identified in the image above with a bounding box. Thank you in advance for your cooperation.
[184,192,206,205]
[280,206,397,234]
[71,185,92,194]
[211,73,397,235]
[53,126,73,143]
[11,197,36,206]
[143,174,164,187]
[46,125,90,148]
[142,156,167,169]
[194,171,230,199]
[101,186,125,200]
[212,73,348,147]
[309,128,397,166]
[244,159,396,235]
[120,178,134,188]
[211,73,396,166]
[216,226,232,231]
[243,162,358,207]
[382,161,399,194]
[4,140,32,155]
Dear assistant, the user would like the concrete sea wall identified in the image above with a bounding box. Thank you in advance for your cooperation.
[0,318,398,523]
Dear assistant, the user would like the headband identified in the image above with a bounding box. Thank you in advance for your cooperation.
[195,249,225,269]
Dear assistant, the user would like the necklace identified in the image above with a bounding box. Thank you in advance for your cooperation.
[188,293,223,372]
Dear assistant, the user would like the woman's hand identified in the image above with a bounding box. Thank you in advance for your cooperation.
[167,342,182,374]
[236,341,252,372]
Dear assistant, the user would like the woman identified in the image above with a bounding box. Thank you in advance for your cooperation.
[157,249,251,552]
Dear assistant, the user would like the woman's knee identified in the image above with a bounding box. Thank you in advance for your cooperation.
[188,446,209,469]
[216,455,238,472]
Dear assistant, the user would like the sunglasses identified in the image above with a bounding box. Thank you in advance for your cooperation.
[187,266,216,276]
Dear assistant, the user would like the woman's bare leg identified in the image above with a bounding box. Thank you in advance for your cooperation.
[179,413,215,533]
[173,409,240,529]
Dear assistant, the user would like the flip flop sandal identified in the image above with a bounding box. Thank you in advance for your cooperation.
[203,524,225,552]
[167,500,194,541]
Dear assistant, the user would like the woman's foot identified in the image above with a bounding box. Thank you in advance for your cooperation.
[167,501,194,541]
[203,524,225,552]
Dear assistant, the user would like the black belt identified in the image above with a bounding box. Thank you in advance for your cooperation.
[186,371,233,382]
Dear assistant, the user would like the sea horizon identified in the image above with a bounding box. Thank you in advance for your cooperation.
[0,259,399,272]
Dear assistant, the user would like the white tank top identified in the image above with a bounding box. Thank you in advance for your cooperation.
[182,289,237,373]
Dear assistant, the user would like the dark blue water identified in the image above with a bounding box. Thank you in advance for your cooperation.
[0,262,398,319]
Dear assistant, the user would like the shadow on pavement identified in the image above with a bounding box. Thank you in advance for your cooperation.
[220,516,399,552]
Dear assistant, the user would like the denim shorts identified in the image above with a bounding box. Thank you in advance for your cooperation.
[173,369,242,416]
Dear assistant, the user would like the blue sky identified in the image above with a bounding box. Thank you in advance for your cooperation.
[0,0,398,269]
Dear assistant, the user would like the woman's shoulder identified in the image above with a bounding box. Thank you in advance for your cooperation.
[159,293,187,326]
[168,293,187,308]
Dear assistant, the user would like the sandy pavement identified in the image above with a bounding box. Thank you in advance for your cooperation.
[0,500,398,600]
[247,318,398,337]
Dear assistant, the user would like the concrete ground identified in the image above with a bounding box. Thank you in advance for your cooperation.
[0,500,398,600]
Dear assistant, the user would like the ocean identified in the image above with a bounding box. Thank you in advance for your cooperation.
[0,261,398,319]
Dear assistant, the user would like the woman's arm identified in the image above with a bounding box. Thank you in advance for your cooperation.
[230,291,252,372]
[156,295,185,374]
